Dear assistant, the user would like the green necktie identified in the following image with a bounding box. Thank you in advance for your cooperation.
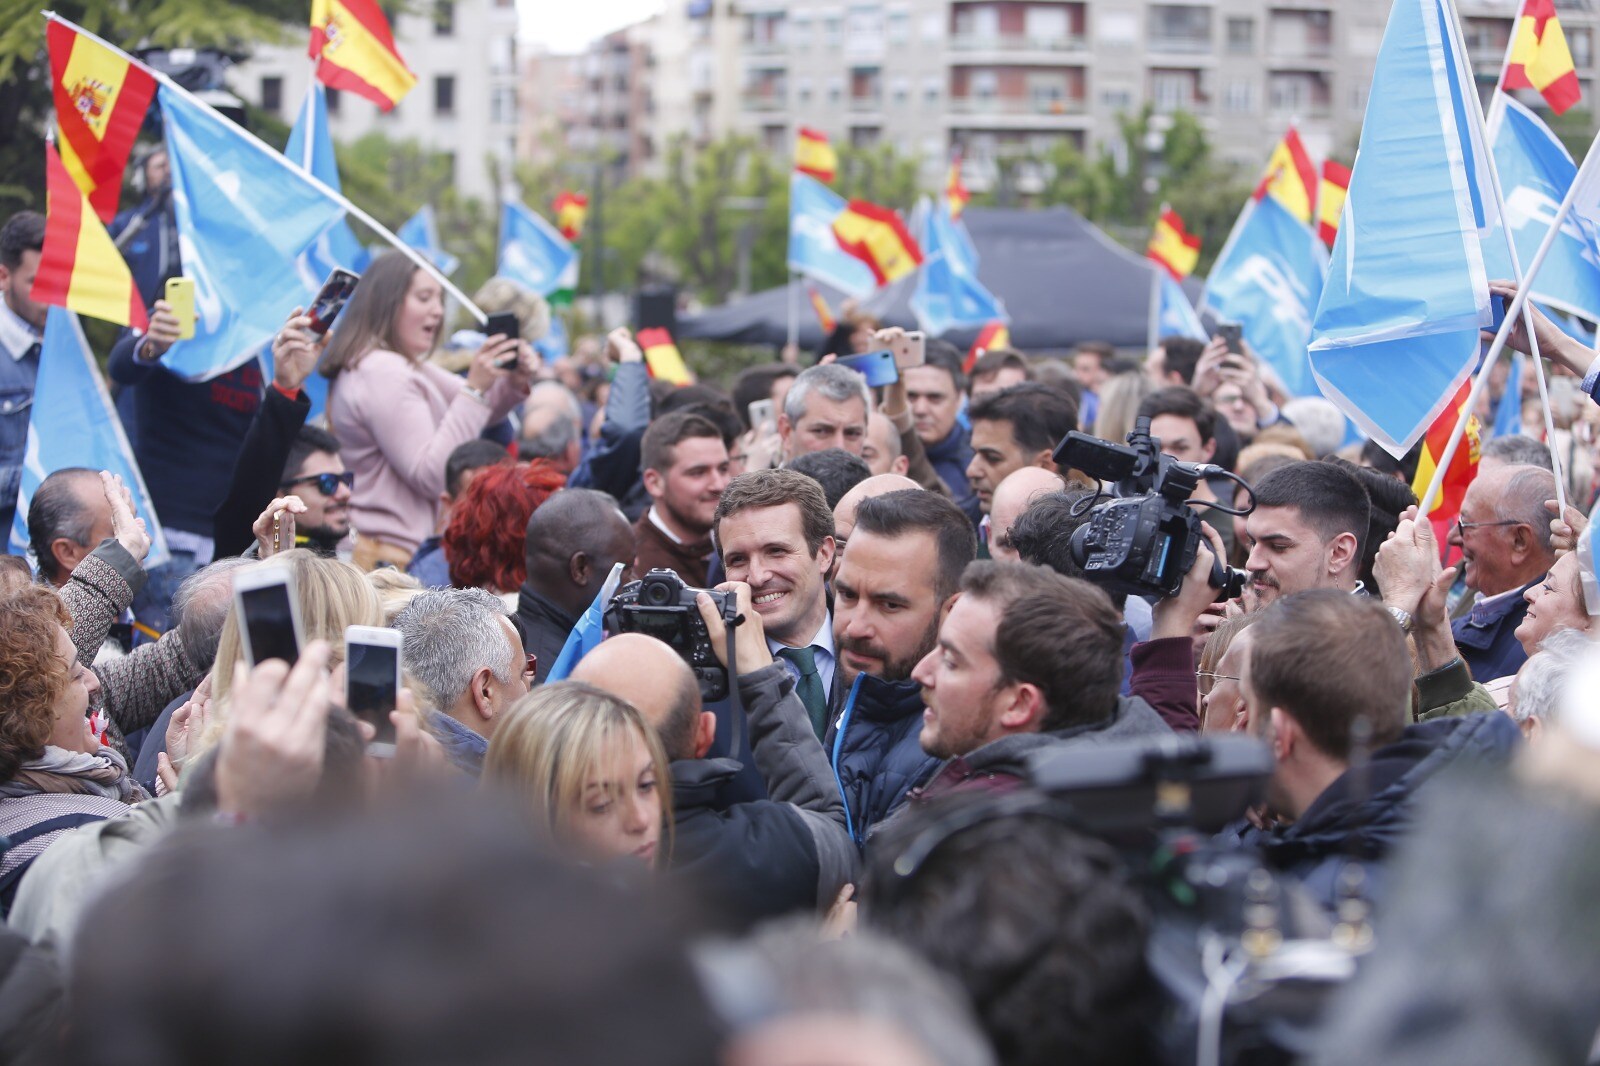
[778,645,828,740]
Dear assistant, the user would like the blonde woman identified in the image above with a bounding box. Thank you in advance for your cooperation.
[484,681,670,869]
[1091,371,1152,444]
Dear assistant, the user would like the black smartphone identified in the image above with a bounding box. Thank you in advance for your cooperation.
[1489,293,1510,334]
[306,268,362,336]
[345,625,403,750]
[1216,322,1244,355]
[837,349,900,388]
[485,311,521,368]
[233,567,304,667]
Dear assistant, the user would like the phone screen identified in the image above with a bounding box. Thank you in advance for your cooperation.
[307,269,361,336]
[346,641,400,745]
[239,582,300,666]
[837,349,900,388]
[485,311,521,340]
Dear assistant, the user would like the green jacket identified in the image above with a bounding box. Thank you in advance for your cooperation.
[1415,657,1498,722]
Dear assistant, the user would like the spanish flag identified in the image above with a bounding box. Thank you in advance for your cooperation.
[47,20,157,223]
[806,283,836,334]
[1145,207,1201,282]
[1252,127,1319,225]
[946,154,971,220]
[1504,0,1581,115]
[964,321,1010,374]
[553,192,588,241]
[795,127,837,184]
[636,327,694,386]
[1317,161,1351,248]
[310,0,417,112]
[1411,379,1481,550]
[32,141,147,331]
[832,200,923,286]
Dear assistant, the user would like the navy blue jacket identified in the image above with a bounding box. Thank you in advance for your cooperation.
[826,673,939,847]
[924,424,981,525]
[1232,712,1520,913]
[1451,577,1541,682]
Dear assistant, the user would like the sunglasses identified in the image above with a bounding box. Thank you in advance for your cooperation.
[281,471,355,496]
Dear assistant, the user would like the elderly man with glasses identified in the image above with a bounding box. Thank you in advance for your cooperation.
[1445,462,1559,682]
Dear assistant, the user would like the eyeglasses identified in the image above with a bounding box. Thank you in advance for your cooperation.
[1196,670,1240,697]
[281,471,355,496]
[1454,517,1519,538]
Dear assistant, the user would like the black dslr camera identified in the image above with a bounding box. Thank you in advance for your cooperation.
[1054,416,1250,600]
[605,569,738,703]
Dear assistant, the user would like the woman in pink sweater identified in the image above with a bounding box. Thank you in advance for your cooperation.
[322,252,532,569]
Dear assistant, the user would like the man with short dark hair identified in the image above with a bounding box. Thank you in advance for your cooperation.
[714,469,838,737]
[779,363,871,460]
[1243,460,1371,607]
[910,562,1170,796]
[1147,335,1205,386]
[902,340,976,515]
[0,212,46,536]
[519,488,635,683]
[274,426,352,555]
[635,410,731,586]
[28,469,115,589]
[1138,386,1217,467]
[965,383,1078,518]
[968,348,1031,401]
[1235,590,1518,909]
[784,447,870,510]
[407,439,513,589]
[829,489,976,843]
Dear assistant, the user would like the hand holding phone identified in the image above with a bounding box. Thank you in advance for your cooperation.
[345,625,403,752]
[1216,322,1244,356]
[837,349,900,388]
[165,277,196,340]
[876,328,926,370]
[233,566,304,667]
[306,268,361,336]
[485,311,522,369]
[748,398,775,431]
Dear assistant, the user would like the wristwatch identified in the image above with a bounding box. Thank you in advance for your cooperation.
[1386,605,1415,633]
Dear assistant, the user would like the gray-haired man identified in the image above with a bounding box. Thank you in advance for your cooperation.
[779,363,871,462]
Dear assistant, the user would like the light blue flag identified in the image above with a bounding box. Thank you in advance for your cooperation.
[1543,301,1596,345]
[545,563,626,682]
[911,196,1008,336]
[285,83,371,283]
[1492,352,1525,438]
[1156,271,1208,343]
[787,172,877,299]
[1310,0,1500,457]
[535,313,569,361]
[11,309,168,567]
[160,86,346,383]
[397,205,460,277]
[1201,196,1325,398]
[945,201,980,272]
[1483,96,1600,323]
[498,201,578,297]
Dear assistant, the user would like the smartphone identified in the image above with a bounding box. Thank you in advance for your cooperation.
[233,566,304,667]
[837,349,900,388]
[485,311,523,369]
[164,277,196,340]
[747,398,775,431]
[1216,322,1244,355]
[1489,293,1510,334]
[345,625,403,751]
[889,329,926,369]
[306,268,362,336]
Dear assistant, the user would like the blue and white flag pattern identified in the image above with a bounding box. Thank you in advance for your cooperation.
[1201,196,1325,398]
[1310,0,1500,457]
[11,309,168,567]
[498,201,578,297]
[546,563,626,681]
[787,172,877,299]
[285,83,371,286]
[911,196,1008,336]
[1155,271,1208,343]
[159,86,345,383]
[397,205,459,277]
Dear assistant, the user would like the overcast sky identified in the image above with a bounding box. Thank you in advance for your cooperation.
[521,2,666,54]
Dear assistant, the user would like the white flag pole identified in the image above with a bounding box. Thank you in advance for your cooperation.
[41,11,488,324]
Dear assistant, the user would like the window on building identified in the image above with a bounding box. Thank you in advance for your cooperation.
[1025,6,1068,43]
[1148,5,1210,49]
[922,75,942,104]
[824,16,844,45]
[260,75,283,114]
[435,74,456,116]
[921,11,943,41]
[827,75,844,103]
[797,77,813,104]
[434,0,454,35]
[1226,17,1253,54]
[887,10,911,43]
[971,69,998,100]
[891,75,910,104]
[1224,79,1254,113]
[1572,27,1593,67]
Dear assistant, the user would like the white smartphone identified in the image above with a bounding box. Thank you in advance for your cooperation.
[233,565,304,667]
[748,398,776,430]
[345,625,403,753]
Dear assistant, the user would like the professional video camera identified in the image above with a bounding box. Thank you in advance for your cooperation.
[1028,735,1365,1065]
[604,568,739,702]
[1053,416,1252,600]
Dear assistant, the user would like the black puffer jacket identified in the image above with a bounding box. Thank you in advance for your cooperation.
[826,673,939,848]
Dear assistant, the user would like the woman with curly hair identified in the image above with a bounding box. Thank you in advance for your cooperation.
[0,586,146,915]
[442,460,566,601]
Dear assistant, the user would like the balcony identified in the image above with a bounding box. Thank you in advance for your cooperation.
[741,92,787,111]
[948,31,1088,54]
[848,92,884,112]
[746,37,786,55]
[1146,34,1213,55]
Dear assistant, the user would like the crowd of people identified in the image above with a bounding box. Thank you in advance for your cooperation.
[1,178,1600,1065]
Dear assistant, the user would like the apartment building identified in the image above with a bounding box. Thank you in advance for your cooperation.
[231,0,520,203]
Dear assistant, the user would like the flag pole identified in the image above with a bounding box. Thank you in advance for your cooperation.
[1484,2,1524,141]
[1147,266,1161,354]
[787,272,799,350]
[1417,128,1599,515]
[40,11,487,324]
[1419,0,1568,515]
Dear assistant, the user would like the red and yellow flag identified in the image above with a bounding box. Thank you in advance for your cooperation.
[47,20,157,223]
[832,201,923,286]
[1145,208,1201,282]
[553,192,588,241]
[636,327,694,386]
[805,283,836,334]
[946,154,971,220]
[964,321,1011,374]
[1317,161,1351,248]
[32,141,148,331]
[1252,127,1319,225]
[310,0,417,112]
[795,127,838,183]
[1411,380,1481,553]
[1504,0,1581,114]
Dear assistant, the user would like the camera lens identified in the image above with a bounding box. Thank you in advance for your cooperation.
[642,579,672,607]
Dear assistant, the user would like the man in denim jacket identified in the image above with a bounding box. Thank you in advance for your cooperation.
[0,213,46,537]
